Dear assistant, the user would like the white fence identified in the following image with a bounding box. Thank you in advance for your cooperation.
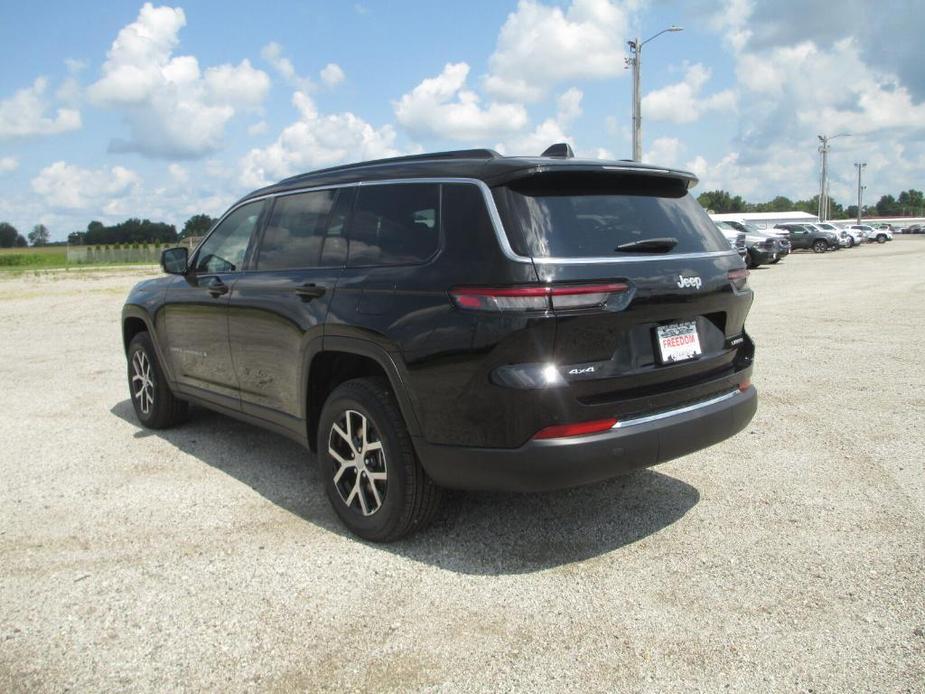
[66,243,174,265]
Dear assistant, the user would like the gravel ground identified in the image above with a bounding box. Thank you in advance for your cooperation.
[1,240,923,692]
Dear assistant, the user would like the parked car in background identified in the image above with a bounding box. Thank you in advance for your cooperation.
[716,220,790,265]
[815,222,861,246]
[904,224,924,234]
[850,224,892,243]
[810,223,851,248]
[775,223,840,253]
[715,224,747,259]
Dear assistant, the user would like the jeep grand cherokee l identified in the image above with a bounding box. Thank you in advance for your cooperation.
[122,146,757,541]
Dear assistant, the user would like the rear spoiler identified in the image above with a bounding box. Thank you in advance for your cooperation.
[484,163,699,190]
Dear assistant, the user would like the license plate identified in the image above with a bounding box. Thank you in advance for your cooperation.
[656,321,702,363]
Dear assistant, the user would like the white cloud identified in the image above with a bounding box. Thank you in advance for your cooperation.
[394,62,528,141]
[644,137,683,167]
[248,121,268,136]
[485,0,633,102]
[709,0,754,52]
[696,0,925,206]
[0,78,81,139]
[320,63,346,87]
[684,144,826,201]
[261,42,312,93]
[64,58,88,75]
[496,87,583,156]
[168,163,188,183]
[0,156,18,173]
[642,63,736,124]
[736,39,925,135]
[31,162,140,209]
[88,3,270,158]
[239,91,402,188]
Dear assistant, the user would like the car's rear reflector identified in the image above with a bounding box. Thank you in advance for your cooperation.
[532,417,618,440]
[739,378,751,392]
[727,268,749,290]
[450,283,628,312]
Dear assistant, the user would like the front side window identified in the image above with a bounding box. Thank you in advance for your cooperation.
[256,189,338,270]
[194,200,265,273]
[347,183,440,266]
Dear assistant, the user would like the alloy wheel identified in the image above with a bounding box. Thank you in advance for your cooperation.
[131,349,155,415]
[328,409,388,516]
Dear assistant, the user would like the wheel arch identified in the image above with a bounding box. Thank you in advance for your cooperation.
[122,305,174,383]
[304,337,422,452]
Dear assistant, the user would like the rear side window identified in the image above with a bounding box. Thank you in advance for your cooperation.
[256,189,338,270]
[495,173,729,258]
[347,183,439,266]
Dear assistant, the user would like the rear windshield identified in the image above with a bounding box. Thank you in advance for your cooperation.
[494,173,729,258]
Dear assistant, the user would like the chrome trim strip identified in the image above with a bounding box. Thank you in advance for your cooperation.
[613,389,739,429]
[531,250,737,264]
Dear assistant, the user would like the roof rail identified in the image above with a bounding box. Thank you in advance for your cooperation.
[281,148,502,183]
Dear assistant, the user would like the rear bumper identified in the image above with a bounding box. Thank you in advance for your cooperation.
[415,385,757,492]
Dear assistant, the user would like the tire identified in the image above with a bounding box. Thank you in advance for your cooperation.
[847,238,854,248]
[770,257,781,264]
[127,332,188,429]
[318,377,442,542]
[876,234,887,243]
[746,250,758,269]
[812,239,828,253]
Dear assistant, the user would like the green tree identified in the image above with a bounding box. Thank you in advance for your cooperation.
[897,189,924,216]
[0,222,19,248]
[28,224,50,246]
[14,233,27,247]
[179,214,216,240]
[696,190,745,213]
[83,218,177,245]
[875,194,898,216]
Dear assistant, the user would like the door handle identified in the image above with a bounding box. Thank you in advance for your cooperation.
[295,283,326,301]
[206,277,229,298]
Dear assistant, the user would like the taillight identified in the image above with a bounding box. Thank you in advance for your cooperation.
[727,268,749,290]
[533,417,618,440]
[449,283,629,312]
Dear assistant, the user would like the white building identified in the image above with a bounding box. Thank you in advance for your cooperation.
[709,211,819,229]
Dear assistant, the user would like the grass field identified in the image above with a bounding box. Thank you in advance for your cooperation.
[0,246,157,272]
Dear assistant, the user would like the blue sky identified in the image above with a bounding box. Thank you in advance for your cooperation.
[1,0,923,240]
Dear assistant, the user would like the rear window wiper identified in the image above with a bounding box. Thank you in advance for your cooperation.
[614,237,678,253]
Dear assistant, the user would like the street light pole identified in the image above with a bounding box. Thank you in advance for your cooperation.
[630,39,641,162]
[817,133,849,222]
[854,162,867,225]
[626,26,682,162]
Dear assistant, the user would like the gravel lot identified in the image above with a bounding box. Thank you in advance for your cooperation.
[1,240,923,692]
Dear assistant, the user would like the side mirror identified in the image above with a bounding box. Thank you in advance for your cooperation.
[161,247,189,275]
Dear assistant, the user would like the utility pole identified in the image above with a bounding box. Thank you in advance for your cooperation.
[854,162,867,224]
[626,26,682,162]
[817,133,849,221]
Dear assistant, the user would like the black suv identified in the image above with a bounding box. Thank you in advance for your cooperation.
[122,147,757,541]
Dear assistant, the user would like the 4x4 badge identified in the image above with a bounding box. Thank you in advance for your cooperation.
[676,275,702,290]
